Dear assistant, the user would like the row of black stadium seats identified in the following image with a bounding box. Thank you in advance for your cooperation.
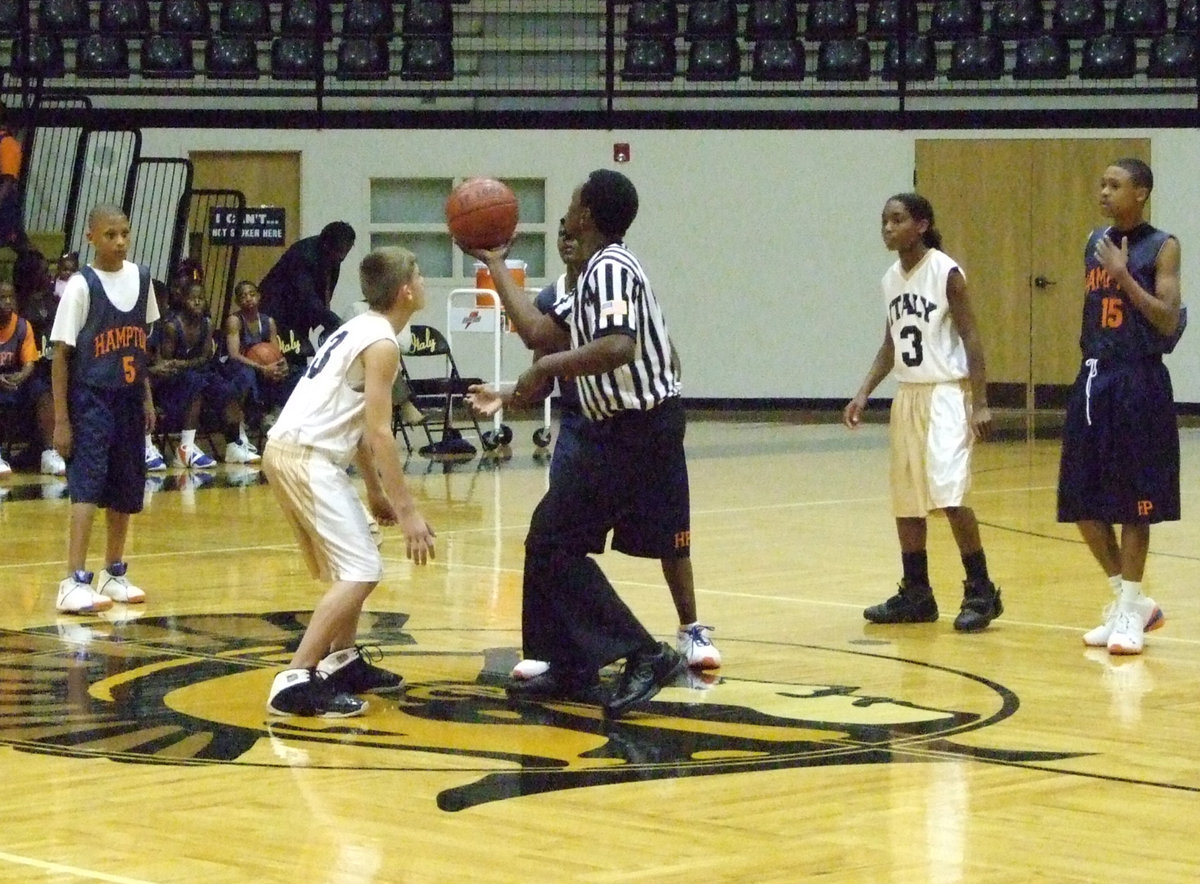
[626,31,1197,80]
[7,33,454,79]
[0,0,455,38]
[629,0,1200,41]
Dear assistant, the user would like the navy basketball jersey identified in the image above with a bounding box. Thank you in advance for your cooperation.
[1080,224,1176,360]
[168,313,213,361]
[236,312,273,351]
[74,265,151,388]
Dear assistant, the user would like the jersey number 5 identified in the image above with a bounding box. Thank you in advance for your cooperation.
[899,325,924,367]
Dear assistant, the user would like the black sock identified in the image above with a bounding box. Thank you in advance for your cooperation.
[901,551,929,588]
[963,549,989,584]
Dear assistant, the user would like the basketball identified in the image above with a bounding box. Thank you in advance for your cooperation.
[245,341,284,366]
[445,177,519,250]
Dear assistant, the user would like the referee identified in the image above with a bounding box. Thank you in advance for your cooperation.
[479,169,689,718]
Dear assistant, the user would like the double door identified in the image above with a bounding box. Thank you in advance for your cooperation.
[914,138,1150,413]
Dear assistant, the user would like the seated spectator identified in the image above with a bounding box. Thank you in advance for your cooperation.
[154,282,258,467]
[0,281,64,476]
[221,280,300,435]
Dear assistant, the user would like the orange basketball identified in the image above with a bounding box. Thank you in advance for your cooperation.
[445,177,519,250]
[245,341,284,366]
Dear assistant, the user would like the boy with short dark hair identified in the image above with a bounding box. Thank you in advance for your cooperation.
[50,204,158,613]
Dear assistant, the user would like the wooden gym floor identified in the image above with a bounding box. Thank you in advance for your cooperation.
[1,411,1199,882]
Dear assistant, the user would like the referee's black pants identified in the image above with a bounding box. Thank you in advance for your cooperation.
[521,399,685,674]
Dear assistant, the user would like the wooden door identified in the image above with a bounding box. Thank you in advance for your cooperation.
[188,151,301,293]
[914,138,1150,411]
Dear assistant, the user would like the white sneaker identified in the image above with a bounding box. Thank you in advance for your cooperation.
[224,440,261,464]
[677,623,722,669]
[0,455,11,477]
[40,448,66,476]
[1083,596,1164,647]
[510,659,550,680]
[56,571,114,614]
[98,563,146,604]
[176,443,216,469]
[1107,606,1146,655]
[144,443,167,471]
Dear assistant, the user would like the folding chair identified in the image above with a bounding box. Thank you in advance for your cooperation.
[393,324,484,458]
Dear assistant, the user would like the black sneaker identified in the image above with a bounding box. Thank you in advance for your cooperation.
[506,667,601,704]
[953,579,1003,632]
[267,668,367,718]
[320,645,405,694]
[864,580,939,624]
[604,642,686,719]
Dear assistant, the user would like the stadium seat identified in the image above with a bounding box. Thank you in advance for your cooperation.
[628,1,678,36]
[622,36,677,79]
[991,0,1045,39]
[816,38,871,79]
[206,35,260,78]
[1147,31,1197,75]
[400,36,453,79]
[746,1,799,40]
[882,35,936,80]
[159,0,210,37]
[142,34,195,77]
[1051,0,1105,38]
[98,0,149,34]
[929,0,985,40]
[271,36,322,78]
[807,0,858,39]
[865,0,919,38]
[948,34,1005,78]
[0,1,24,37]
[1080,33,1138,77]
[403,1,453,36]
[281,0,330,37]
[1014,33,1070,77]
[1179,0,1199,33]
[686,1,738,38]
[37,0,90,35]
[750,38,806,79]
[220,0,271,36]
[10,34,65,77]
[343,0,395,37]
[336,36,390,79]
[1114,0,1168,36]
[76,33,130,77]
[686,37,741,80]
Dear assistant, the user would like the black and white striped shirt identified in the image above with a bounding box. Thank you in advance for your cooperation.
[552,242,680,420]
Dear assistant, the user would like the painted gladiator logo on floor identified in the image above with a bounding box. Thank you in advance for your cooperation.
[3,612,1080,811]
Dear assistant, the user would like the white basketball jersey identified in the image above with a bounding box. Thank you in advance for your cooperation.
[268,312,399,465]
[882,248,968,384]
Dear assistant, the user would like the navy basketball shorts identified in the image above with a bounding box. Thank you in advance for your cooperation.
[66,384,147,512]
[1057,357,1180,524]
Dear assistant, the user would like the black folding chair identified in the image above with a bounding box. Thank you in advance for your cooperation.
[394,324,484,458]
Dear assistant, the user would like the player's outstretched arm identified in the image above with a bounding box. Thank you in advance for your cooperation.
[361,340,435,564]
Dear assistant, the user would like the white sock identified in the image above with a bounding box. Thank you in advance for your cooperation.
[238,421,249,445]
[144,433,154,448]
[1120,579,1143,605]
[181,429,196,448]
[1108,574,1123,595]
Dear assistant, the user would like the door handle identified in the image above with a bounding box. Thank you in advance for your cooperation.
[1033,275,1056,289]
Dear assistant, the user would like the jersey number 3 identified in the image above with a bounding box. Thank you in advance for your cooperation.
[899,325,924,367]
[305,329,349,378]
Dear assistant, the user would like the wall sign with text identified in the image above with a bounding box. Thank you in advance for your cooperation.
[209,207,286,246]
